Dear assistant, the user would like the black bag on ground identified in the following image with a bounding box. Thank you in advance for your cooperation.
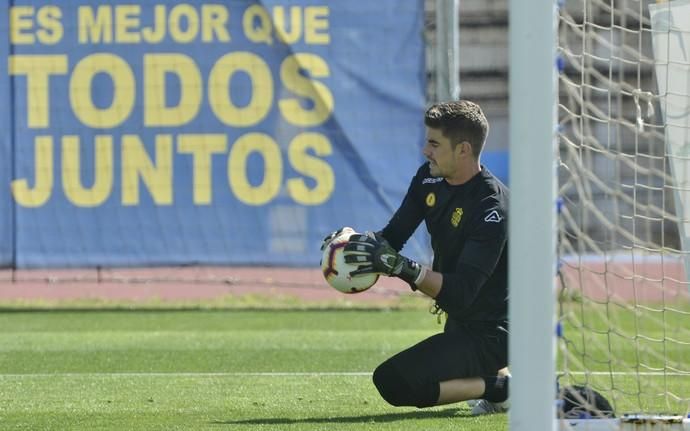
[559,385,615,419]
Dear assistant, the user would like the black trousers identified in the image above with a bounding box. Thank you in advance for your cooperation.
[372,322,508,407]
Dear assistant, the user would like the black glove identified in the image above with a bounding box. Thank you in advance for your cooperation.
[343,232,424,288]
[320,227,351,251]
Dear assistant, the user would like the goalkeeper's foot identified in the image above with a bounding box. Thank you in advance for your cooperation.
[465,399,480,408]
[470,399,510,416]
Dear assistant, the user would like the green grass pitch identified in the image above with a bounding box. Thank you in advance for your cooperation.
[1,306,687,430]
[0,308,506,430]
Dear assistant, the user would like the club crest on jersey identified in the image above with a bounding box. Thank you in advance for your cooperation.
[484,210,503,223]
[426,192,436,207]
[451,208,463,227]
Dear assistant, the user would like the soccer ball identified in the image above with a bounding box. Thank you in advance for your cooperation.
[321,227,379,293]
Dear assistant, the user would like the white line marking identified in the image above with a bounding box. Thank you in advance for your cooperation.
[0,371,687,378]
[0,372,372,377]
[561,371,690,376]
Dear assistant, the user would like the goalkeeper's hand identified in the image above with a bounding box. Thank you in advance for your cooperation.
[343,232,425,289]
[320,227,350,251]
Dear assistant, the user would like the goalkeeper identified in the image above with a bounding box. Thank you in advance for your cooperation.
[326,100,509,415]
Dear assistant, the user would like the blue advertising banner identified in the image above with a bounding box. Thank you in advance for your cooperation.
[0,18,11,265]
[2,0,426,267]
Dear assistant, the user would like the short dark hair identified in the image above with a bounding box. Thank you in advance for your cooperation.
[424,100,489,158]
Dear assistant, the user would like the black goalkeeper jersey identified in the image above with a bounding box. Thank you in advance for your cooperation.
[380,163,508,326]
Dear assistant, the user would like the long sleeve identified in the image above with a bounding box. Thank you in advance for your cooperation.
[379,169,426,252]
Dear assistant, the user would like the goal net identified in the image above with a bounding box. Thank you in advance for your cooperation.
[557,0,690,426]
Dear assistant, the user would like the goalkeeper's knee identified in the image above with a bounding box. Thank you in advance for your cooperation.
[372,361,439,408]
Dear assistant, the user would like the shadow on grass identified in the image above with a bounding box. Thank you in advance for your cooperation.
[213,407,468,425]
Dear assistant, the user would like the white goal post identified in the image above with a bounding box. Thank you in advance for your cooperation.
[509,0,558,430]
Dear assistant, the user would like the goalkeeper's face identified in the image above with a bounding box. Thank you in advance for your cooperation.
[423,127,465,180]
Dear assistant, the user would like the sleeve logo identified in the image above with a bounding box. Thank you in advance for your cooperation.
[425,192,436,207]
[484,210,503,223]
